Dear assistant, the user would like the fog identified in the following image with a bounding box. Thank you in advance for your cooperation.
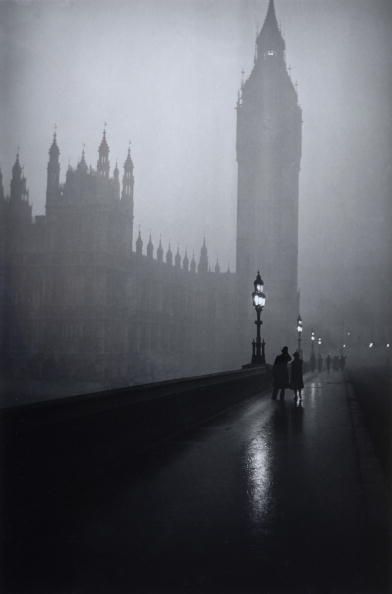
[1,0,391,367]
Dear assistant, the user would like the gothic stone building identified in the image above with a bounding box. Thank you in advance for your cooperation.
[0,0,301,390]
[0,136,239,387]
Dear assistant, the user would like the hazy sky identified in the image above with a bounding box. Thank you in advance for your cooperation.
[0,0,391,334]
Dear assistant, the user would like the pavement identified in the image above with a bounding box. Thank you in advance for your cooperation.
[4,371,391,594]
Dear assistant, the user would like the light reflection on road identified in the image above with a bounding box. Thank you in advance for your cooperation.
[246,433,271,524]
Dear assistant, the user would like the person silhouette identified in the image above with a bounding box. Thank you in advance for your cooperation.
[326,354,331,374]
[290,351,304,403]
[317,353,323,373]
[272,346,292,400]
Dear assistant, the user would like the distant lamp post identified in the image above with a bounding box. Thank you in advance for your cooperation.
[251,271,266,365]
[310,330,316,371]
[297,315,303,357]
[318,337,322,355]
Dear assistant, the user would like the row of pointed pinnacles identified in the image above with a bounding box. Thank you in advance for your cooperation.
[135,232,226,274]
[0,129,229,275]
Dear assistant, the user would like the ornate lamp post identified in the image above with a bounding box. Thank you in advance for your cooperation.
[297,315,303,357]
[251,271,266,365]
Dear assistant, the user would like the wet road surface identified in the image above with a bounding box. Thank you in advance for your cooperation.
[5,372,390,593]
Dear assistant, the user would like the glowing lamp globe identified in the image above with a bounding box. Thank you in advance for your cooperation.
[252,292,266,309]
[253,271,264,294]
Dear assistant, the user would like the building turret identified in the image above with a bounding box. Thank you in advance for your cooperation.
[198,238,208,274]
[135,229,143,255]
[46,133,60,214]
[190,252,196,273]
[121,145,135,248]
[166,243,173,266]
[113,161,120,198]
[77,148,88,174]
[147,234,154,259]
[97,129,110,177]
[157,238,163,263]
[121,146,134,203]
[10,153,28,202]
[175,247,181,268]
[10,152,22,201]
[9,153,32,223]
[183,250,189,271]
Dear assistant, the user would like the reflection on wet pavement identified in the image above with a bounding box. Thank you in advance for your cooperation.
[246,433,270,524]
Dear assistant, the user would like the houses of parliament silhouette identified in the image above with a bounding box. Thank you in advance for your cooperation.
[0,0,302,390]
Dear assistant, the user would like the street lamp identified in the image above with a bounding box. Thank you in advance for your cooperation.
[251,271,266,365]
[297,315,303,357]
[310,330,316,371]
[317,337,322,355]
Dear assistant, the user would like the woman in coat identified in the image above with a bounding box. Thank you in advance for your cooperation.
[290,351,304,402]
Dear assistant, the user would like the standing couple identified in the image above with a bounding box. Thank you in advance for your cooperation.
[272,346,304,402]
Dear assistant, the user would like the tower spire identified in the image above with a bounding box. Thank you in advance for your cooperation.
[11,151,27,201]
[121,142,135,248]
[198,237,208,274]
[46,132,60,214]
[256,0,285,58]
[147,233,154,258]
[122,144,134,201]
[97,127,110,177]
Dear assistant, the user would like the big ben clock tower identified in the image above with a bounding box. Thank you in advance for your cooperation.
[236,0,302,359]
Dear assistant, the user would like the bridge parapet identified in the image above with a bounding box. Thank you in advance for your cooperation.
[2,366,272,490]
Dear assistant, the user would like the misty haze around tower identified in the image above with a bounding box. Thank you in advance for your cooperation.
[0,0,391,399]
[1,3,392,594]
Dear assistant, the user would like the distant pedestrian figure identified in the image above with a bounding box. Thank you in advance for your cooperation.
[272,346,292,400]
[339,355,346,371]
[326,354,331,374]
[290,352,304,403]
[333,355,340,371]
[317,354,323,373]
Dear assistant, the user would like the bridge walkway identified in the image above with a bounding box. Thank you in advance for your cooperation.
[5,372,390,593]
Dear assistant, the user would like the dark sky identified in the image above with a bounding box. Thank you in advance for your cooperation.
[0,0,391,338]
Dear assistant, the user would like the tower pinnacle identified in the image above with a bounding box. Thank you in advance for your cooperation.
[256,0,285,59]
[97,128,110,177]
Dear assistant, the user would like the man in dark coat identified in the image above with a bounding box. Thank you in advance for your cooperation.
[272,346,292,400]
